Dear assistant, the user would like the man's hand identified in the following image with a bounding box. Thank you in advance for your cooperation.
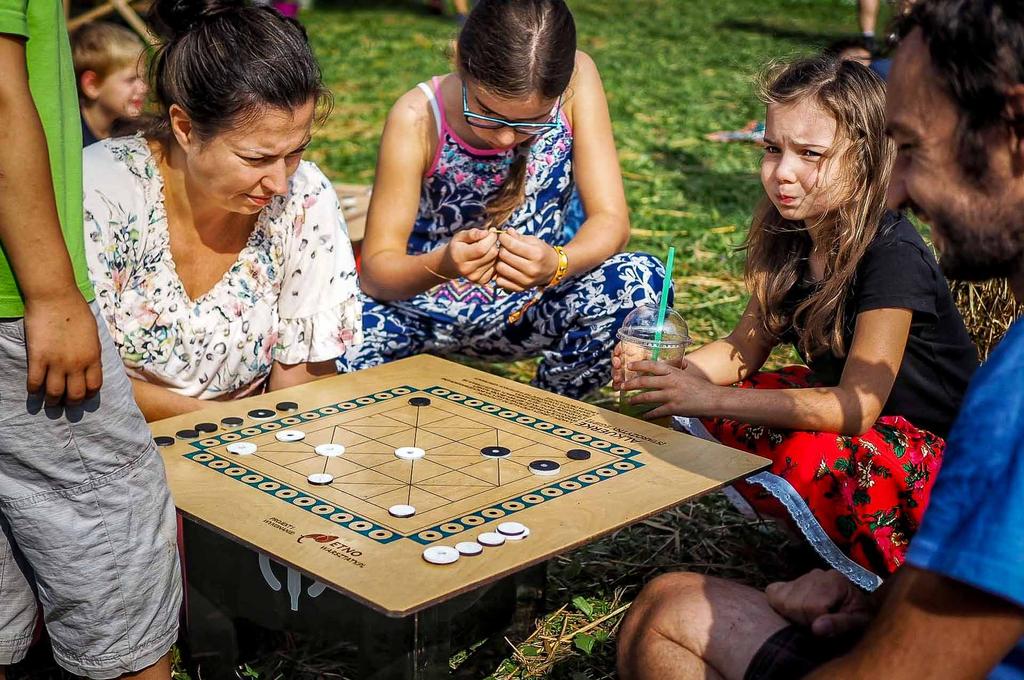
[23,293,102,405]
[495,229,559,292]
[621,359,717,419]
[441,228,499,284]
[766,569,874,637]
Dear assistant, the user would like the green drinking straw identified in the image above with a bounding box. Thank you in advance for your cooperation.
[651,246,676,361]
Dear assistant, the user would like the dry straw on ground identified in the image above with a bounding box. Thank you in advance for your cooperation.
[950,278,1023,360]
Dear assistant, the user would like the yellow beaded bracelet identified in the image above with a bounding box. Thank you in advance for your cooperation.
[507,245,569,324]
[546,245,569,287]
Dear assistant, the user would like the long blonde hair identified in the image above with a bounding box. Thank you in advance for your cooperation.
[746,55,895,357]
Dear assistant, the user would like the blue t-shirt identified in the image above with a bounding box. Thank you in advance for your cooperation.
[907,317,1024,679]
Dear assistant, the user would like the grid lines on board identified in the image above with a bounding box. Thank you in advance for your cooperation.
[182,386,645,544]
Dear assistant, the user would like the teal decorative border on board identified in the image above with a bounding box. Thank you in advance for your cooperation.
[420,386,642,459]
[183,450,403,544]
[184,385,644,545]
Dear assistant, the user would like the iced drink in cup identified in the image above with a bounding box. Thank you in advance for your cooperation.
[616,304,692,418]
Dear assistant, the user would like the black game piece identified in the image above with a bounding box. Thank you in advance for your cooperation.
[194,422,218,434]
[176,429,198,440]
[276,401,298,412]
[480,446,511,458]
[154,436,175,447]
[248,408,276,419]
[221,416,244,427]
[566,449,592,461]
[528,459,560,473]
[409,397,431,407]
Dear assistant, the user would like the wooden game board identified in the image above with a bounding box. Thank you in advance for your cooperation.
[154,355,768,616]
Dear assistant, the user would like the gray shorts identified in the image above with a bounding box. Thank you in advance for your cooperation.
[0,304,182,678]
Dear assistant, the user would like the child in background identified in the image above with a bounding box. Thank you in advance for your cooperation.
[71,21,147,146]
[616,55,978,576]
[341,0,666,400]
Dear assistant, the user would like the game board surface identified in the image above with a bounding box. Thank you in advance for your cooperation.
[155,355,768,615]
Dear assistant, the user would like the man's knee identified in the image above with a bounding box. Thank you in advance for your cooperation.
[632,571,710,628]
[618,572,712,677]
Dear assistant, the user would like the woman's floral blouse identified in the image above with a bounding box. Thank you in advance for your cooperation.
[83,135,361,400]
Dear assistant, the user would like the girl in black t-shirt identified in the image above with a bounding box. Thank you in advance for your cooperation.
[614,55,977,576]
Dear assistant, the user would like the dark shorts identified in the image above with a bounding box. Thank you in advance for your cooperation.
[745,625,862,680]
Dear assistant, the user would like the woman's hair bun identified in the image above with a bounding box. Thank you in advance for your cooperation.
[148,0,245,40]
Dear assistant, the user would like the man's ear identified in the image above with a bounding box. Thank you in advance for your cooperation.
[80,70,102,100]
[1004,84,1024,169]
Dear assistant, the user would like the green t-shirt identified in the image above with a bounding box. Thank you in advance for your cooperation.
[0,0,94,317]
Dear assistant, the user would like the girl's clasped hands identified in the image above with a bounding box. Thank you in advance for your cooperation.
[441,227,560,293]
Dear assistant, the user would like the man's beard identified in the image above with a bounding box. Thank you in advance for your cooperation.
[932,202,1024,282]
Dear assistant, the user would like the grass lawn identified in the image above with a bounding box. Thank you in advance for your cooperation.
[14,1,887,678]
[307,0,881,348]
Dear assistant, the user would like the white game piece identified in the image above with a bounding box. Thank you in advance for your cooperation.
[395,446,426,460]
[455,541,483,556]
[275,430,306,442]
[504,527,531,541]
[497,521,526,537]
[226,442,257,455]
[477,532,506,547]
[422,546,460,565]
[388,504,416,518]
[307,473,334,485]
[315,443,345,457]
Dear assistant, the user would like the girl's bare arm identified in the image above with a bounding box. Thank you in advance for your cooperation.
[683,296,777,385]
[358,89,456,301]
[560,52,631,276]
[630,307,913,435]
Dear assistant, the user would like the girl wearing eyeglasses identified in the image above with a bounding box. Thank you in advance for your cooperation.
[339,0,665,399]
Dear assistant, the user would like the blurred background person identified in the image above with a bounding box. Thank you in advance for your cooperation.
[71,21,147,146]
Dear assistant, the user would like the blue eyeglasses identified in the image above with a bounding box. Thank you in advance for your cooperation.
[462,83,561,136]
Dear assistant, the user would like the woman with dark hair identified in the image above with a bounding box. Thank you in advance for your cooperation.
[83,0,361,421]
[338,0,665,400]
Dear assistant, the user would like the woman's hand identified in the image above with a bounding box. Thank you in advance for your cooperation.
[495,229,560,292]
[440,228,499,283]
[621,359,718,420]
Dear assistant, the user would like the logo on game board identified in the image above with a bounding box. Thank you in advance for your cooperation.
[297,533,338,544]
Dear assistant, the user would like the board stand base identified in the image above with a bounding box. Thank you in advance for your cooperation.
[180,520,548,679]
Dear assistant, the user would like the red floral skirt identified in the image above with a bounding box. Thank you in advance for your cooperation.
[702,366,945,576]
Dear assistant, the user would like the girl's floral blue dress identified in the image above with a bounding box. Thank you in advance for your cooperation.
[340,76,667,399]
